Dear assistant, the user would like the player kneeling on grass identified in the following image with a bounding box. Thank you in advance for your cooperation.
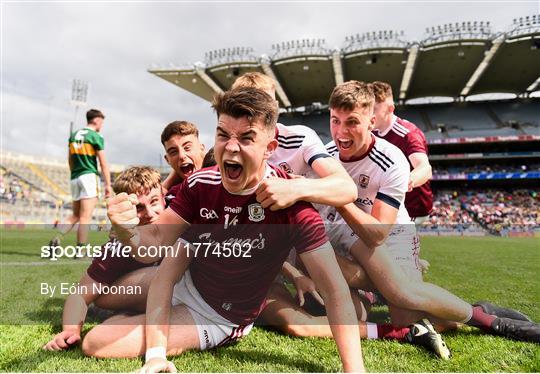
[43,166,165,351]
[84,87,365,373]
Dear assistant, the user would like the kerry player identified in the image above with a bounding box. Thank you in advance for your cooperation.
[86,88,365,372]
[49,109,112,249]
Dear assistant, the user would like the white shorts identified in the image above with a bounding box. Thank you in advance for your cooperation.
[172,271,253,350]
[71,173,100,201]
[412,215,429,225]
[327,220,422,281]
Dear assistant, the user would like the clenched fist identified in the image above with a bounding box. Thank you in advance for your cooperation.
[107,193,140,247]
[107,192,140,226]
[256,177,299,211]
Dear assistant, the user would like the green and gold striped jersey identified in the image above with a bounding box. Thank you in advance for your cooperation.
[68,127,104,180]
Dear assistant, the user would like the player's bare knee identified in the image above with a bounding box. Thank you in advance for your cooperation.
[82,326,119,358]
[284,324,309,337]
[81,331,100,357]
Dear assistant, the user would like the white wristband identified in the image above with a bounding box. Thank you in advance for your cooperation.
[145,346,166,363]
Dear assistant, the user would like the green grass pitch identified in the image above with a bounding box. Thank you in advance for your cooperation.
[0,228,539,372]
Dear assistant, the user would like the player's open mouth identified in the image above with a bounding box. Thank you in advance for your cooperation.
[224,160,243,180]
[337,139,353,150]
[180,163,195,176]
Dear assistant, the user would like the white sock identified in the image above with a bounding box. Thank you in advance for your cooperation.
[461,305,474,323]
[366,322,379,339]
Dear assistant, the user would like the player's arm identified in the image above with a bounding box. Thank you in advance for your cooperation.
[339,149,409,248]
[408,152,432,191]
[162,170,182,191]
[257,157,356,211]
[107,193,190,262]
[337,199,399,249]
[299,242,364,372]
[141,240,192,372]
[281,261,323,306]
[96,150,112,198]
[43,274,101,351]
[67,147,73,172]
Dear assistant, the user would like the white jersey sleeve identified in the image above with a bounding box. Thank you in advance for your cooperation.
[300,126,331,166]
[325,140,338,157]
[375,147,409,210]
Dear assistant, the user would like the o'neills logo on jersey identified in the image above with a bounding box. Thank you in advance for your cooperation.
[279,162,293,173]
[359,174,370,188]
[224,206,242,214]
[248,203,265,222]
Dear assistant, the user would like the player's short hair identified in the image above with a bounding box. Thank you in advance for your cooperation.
[202,147,216,168]
[113,166,161,195]
[86,109,105,123]
[212,87,278,132]
[329,81,375,112]
[161,121,199,145]
[232,72,276,94]
[371,81,394,103]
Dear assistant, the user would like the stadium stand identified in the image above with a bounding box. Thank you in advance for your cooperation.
[1,151,71,201]
[490,100,539,127]
[0,150,175,223]
[0,151,138,224]
[425,190,481,232]
[394,106,429,131]
[279,111,332,143]
[425,102,498,131]
[488,99,540,135]
[428,189,539,235]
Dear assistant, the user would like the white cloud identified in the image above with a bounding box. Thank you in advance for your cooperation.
[2,1,536,165]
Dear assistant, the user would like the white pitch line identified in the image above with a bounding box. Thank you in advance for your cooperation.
[1,261,91,266]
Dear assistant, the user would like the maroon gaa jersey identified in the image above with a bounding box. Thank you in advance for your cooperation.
[86,238,159,285]
[169,164,328,325]
[373,116,433,218]
[165,183,181,208]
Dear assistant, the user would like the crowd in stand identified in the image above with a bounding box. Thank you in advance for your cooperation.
[2,165,539,235]
[427,189,540,234]
[433,163,540,177]
[0,169,55,206]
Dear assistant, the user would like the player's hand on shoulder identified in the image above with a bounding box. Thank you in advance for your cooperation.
[137,358,177,374]
[407,177,414,192]
[106,192,140,226]
[42,330,81,351]
[293,274,324,307]
[256,177,298,211]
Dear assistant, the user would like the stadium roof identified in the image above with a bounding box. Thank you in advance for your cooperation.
[149,15,540,109]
